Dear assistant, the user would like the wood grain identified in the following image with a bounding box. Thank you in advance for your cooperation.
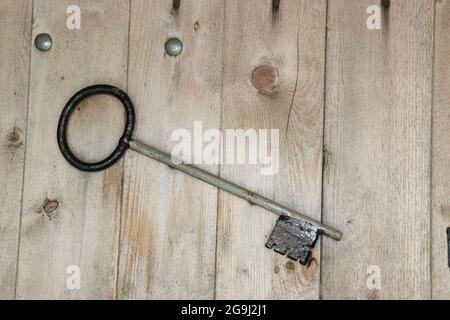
[117,0,223,299]
[16,0,129,299]
[215,0,327,299]
[0,0,31,299]
[431,0,450,300]
[322,0,434,299]
[1,0,445,300]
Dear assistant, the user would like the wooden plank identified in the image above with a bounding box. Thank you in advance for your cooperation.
[16,0,129,299]
[215,0,327,299]
[117,0,223,299]
[432,0,450,300]
[0,0,32,300]
[322,0,433,299]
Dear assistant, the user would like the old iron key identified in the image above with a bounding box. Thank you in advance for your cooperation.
[57,85,342,265]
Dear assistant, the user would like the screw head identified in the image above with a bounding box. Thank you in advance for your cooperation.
[165,37,183,57]
[35,33,53,52]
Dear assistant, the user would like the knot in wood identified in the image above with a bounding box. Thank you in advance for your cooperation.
[251,65,279,96]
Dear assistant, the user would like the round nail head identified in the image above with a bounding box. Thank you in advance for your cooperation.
[35,33,53,52]
[165,38,183,57]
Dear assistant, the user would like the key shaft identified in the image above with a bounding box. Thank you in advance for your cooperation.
[129,140,342,241]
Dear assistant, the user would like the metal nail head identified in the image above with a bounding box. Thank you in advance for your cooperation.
[165,38,183,57]
[35,33,53,52]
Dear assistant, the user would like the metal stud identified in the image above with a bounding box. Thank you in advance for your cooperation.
[35,33,53,52]
[165,37,183,57]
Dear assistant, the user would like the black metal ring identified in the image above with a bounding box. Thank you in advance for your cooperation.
[57,84,135,172]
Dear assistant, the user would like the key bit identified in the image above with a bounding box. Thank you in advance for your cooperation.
[266,216,319,265]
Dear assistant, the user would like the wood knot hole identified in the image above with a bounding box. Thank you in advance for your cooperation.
[285,261,295,270]
[251,65,279,96]
[6,127,23,149]
[43,200,59,214]
[194,20,200,31]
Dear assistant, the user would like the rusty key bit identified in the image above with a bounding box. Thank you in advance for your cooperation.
[266,216,319,265]
[57,85,343,266]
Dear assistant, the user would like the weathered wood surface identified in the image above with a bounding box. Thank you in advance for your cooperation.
[0,0,447,300]
[0,0,31,300]
[322,0,434,299]
[117,0,223,299]
[432,0,450,300]
[215,0,326,299]
[15,0,129,299]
